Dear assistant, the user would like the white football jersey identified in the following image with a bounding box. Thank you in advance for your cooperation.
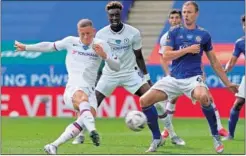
[158,32,168,55]
[54,36,112,87]
[96,23,142,77]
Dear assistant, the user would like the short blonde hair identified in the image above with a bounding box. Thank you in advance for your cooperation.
[77,19,93,28]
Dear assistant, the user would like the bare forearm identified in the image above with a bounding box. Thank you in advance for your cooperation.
[163,49,187,61]
[225,59,236,73]
[160,57,170,75]
[134,50,148,75]
[25,42,56,52]
[211,60,231,86]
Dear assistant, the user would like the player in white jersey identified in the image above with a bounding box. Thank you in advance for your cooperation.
[73,1,164,152]
[158,9,228,142]
[14,19,120,155]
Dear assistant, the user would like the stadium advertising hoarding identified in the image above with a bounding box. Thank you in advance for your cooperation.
[1,64,244,88]
[1,87,244,118]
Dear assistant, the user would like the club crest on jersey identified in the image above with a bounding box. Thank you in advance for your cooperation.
[195,36,202,43]
[124,38,129,44]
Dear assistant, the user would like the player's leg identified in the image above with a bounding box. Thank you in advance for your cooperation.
[121,72,164,152]
[224,76,245,140]
[162,97,178,139]
[138,87,167,152]
[45,87,99,154]
[136,75,182,152]
[73,75,117,144]
[186,76,223,153]
[208,92,228,136]
[166,98,178,121]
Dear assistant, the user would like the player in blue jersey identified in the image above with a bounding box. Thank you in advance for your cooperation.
[223,15,245,141]
[139,1,238,154]
[158,9,228,141]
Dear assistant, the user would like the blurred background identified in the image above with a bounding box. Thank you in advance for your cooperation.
[1,0,245,118]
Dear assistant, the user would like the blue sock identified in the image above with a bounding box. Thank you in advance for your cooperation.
[228,108,239,137]
[142,105,161,139]
[201,104,218,136]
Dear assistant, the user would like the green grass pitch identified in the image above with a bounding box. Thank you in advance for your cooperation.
[1,117,245,154]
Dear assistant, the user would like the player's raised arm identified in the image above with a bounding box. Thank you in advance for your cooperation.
[14,36,71,52]
[92,42,120,71]
[132,30,151,83]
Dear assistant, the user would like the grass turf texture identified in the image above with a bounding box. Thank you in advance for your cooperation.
[1,117,245,154]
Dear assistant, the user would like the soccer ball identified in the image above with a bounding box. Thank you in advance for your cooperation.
[125,110,147,132]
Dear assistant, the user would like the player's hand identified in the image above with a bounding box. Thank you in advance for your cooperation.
[92,44,107,59]
[186,44,200,54]
[226,83,239,93]
[14,40,26,51]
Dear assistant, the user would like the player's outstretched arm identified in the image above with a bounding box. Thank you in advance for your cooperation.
[14,40,56,52]
[206,50,238,93]
[225,56,238,73]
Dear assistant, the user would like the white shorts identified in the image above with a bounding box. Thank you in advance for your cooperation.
[63,85,97,112]
[236,75,245,98]
[151,75,208,103]
[96,71,147,97]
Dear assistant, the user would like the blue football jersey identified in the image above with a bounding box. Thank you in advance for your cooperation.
[164,25,213,79]
[233,36,245,57]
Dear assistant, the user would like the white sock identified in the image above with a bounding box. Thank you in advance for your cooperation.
[78,128,86,137]
[52,123,81,147]
[156,101,177,138]
[76,101,96,133]
[166,102,176,120]
[159,115,177,138]
[212,103,223,130]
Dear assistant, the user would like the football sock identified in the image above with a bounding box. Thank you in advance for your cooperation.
[228,107,240,137]
[201,104,218,136]
[142,105,161,139]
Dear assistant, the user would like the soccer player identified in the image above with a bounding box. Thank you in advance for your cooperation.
[223,15,245,141]
[139,1,238,154]
[14,19,120,154]
[156,9,185,145]
[158,9,228,140]
[73,1,164,152]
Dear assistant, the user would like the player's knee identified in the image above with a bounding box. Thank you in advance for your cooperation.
[72,90,88,105]
[233,97,245,111]
[139,96,147,107]
[199,94,210,106]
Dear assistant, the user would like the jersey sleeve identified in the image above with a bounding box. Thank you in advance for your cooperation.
[158,33,168,55]
[101,41,115,58]
[132,30,142,50]
[54,36,72,51]
[232,40,242,58]
[163,30,175,49]
[203,33,213,52]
